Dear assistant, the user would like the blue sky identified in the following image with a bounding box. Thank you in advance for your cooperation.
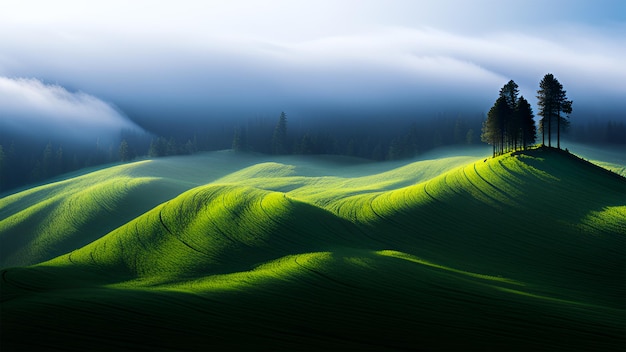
[0,0,624,138]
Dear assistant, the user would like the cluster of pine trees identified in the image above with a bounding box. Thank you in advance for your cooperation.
[481,80,536,156]
[481,74,573,157]
[0,73,593,195]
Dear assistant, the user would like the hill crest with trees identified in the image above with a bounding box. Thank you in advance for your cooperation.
[481,74,574,157]
[3,73,625,194]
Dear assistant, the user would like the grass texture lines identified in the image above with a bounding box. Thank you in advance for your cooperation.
[1,147,624,350]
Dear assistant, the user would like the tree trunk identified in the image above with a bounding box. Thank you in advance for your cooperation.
[557,110,561,149]
[548,112,552,147]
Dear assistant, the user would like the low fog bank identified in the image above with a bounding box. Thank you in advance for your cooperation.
[1,8,625,193]
[0,77,144,145]
[2,23,624,136]
[0,77,151,193]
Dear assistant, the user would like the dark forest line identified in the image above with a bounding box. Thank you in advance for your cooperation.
[1,114,624,194]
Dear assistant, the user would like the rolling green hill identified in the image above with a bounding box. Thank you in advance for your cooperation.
[0,148,485,268]
[1,146,625,350]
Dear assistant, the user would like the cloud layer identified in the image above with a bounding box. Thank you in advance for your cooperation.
[0,77,143,143]
[0,1,624,136]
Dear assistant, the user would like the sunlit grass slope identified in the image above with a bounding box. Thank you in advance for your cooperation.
[1,146,625,350]
[0,148,482,267]
[0,151,283,267]
[0,164,175,268]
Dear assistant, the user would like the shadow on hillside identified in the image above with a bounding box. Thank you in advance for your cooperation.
[512,146,626,181]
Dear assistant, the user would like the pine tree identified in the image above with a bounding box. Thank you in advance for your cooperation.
[298,133,314,154]
[166,138,178,156]
[516,96,536,150]
[387,138,402,160]
[184,139,195,154]
[500,80,519,110]
[42,142,53,179]
[271,112,288,154]
[481,111,497,157]
[482,96,511,156]
[466,129,475,145]
[149,137,167,157]
[119,139,130,161]
[537,74,572,149]
[556,87,573,149]
[499,80,520,150]
[453,118,465,144]
[55,145,64,174]
[232,126,248,152]
[537,75,553,146]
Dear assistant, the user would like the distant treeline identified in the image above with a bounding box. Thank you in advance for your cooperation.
[230,112,484,160]
[567,120,626,145]
[0,114,482,193]
[1,111,624,194]
[0,136,130,194]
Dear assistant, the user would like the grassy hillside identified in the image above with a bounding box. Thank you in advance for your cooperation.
[0,148,484,267]
[560,141,626,177]
[1,146,624,350]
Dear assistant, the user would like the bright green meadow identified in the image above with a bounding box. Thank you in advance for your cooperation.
[1,146,624,350]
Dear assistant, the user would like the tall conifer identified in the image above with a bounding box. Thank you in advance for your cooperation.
[537,74,572,149]
[516,96,536,150]
[271,112,288,154]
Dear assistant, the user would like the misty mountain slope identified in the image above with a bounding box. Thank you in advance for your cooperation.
[1,148,624,351]
[0,148,484,267]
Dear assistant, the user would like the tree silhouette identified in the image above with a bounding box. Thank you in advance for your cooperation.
[149,137,167,157]
[537,74,572,149]
[482,96,511,156]
[119,139,130,161]
[500,80,521,151]
[466,129,475,144]
[271,112,288,154]
[232,126,243,151]
[42,142,53,179]
[556,88,573,149]
[55,145,64,174]
[297,133,314,154]
[500,80,519,109]
[516,96,536,150]
[482,80,537,155]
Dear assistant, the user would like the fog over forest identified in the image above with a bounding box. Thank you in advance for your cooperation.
[1,0,625,192]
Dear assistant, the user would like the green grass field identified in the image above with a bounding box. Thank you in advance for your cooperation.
[1,146,624,350]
